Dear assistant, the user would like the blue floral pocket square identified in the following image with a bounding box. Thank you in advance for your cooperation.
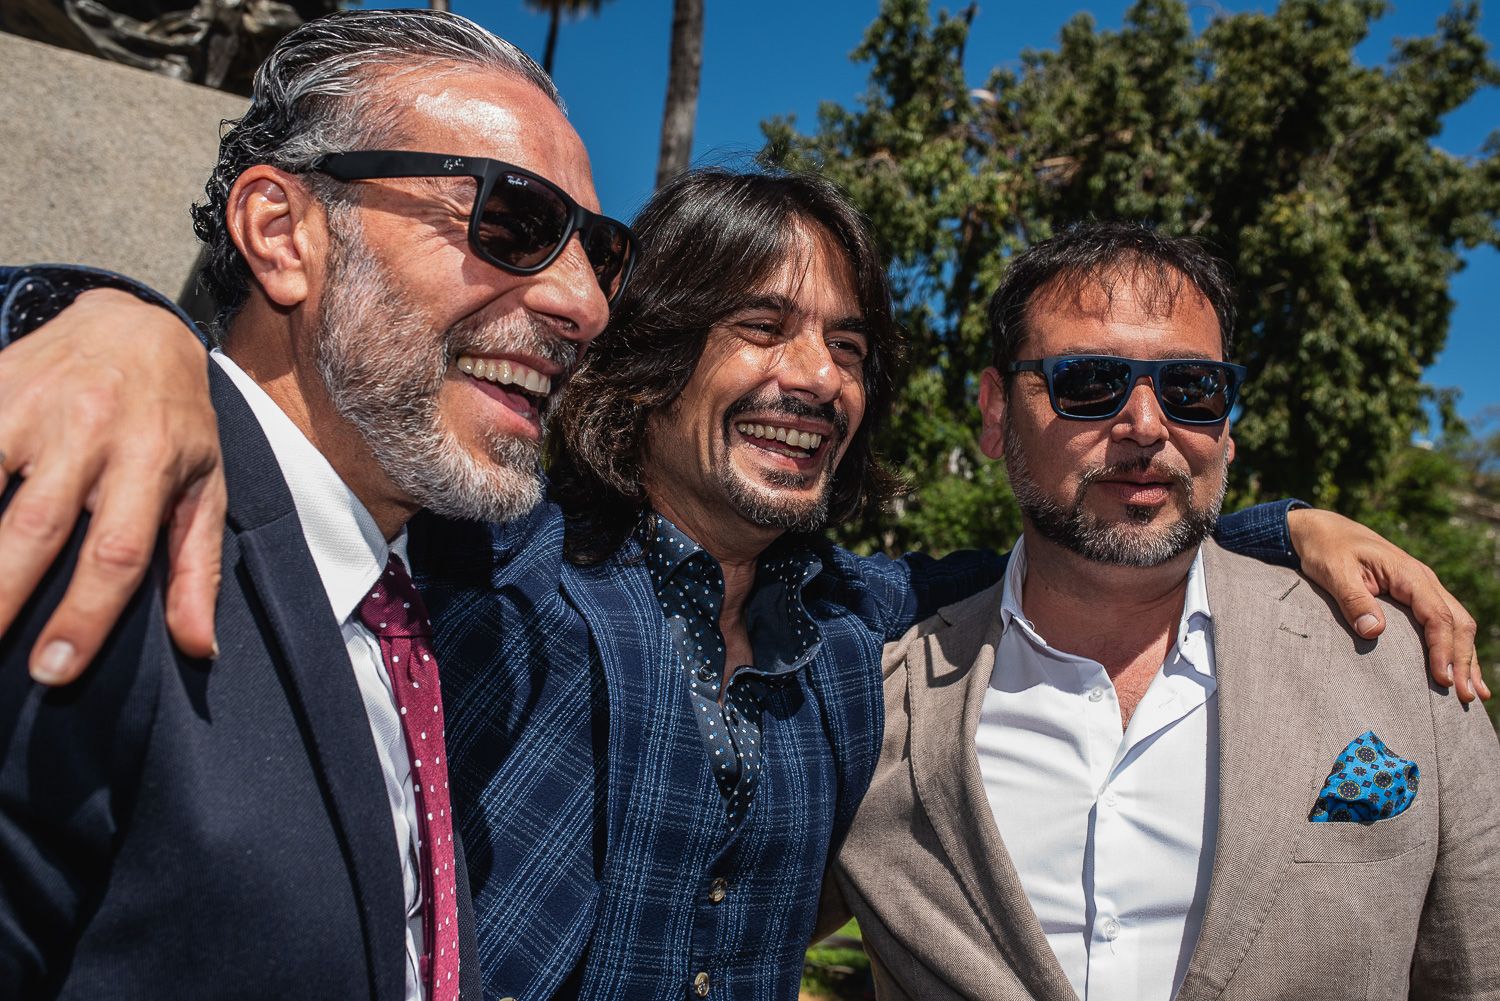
[1309,730,1419,824]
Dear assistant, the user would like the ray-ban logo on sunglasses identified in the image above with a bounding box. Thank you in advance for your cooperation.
[441,157,466,172]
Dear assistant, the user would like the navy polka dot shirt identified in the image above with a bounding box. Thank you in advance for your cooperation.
[642,515,821,828]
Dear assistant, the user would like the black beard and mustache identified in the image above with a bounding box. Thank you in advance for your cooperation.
[1003,420,1228,567]
[715,390,850,533]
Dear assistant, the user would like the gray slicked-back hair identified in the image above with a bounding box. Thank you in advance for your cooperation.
[191,8,562,329]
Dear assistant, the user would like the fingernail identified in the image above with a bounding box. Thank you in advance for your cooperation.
[1441,663,1454,685]
[1354,614,1379,637]
[33,640,76,683]
[210,639,220,660]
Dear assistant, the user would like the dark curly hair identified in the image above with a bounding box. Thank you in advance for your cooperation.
[549,168,906,565]
[190,9,560,334]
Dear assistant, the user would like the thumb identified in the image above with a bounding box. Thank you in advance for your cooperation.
[1334,586,1385,640]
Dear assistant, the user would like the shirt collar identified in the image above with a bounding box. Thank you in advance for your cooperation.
[211,350,405,624]
[999,536,1215,681]
[641,513,716,596]
[641,513,824,676]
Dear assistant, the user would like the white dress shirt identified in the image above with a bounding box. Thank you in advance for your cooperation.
[975,537,1219,1001]
[212,351,426,1001]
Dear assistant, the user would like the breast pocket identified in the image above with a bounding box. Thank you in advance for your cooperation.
[1291,804,1430,864]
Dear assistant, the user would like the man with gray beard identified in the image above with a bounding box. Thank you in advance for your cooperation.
[823,222,1500,1001]
[0,10,625,999]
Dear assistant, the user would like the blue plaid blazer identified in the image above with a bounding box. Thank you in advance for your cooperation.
[411,504,1011,1000]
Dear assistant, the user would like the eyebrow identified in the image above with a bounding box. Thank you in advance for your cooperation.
[1052,346,1220,361]
[729,295,870,334]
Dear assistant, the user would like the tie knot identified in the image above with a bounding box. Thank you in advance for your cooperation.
[357,553,431,638]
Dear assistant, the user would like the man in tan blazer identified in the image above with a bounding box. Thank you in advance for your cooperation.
[824,222,1500,1000]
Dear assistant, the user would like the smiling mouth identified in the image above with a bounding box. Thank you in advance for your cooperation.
[457,353,556,419]
[735,421,826,459]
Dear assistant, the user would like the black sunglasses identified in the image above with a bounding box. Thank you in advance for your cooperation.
[1007,355,1248,425]
[311,150,636,306]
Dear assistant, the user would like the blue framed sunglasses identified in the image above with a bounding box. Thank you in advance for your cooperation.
[1007,355,1248,425]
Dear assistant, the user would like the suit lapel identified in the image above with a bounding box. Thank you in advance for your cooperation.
[906,583,1078,1001]
[1175,542,1329,1001]
[215,367,408,1001]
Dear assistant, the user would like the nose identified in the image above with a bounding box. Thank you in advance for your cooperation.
[778,327,842,404]
[517,232,611,348]
[1111,377,1169,447]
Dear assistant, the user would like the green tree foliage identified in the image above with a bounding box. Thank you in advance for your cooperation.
[761,0,1500,558]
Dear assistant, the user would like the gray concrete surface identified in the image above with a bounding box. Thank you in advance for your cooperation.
[0,31,245,301]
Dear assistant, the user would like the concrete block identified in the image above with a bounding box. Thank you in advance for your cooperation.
[0,30,245,301]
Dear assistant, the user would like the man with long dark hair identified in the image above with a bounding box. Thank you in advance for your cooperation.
[0,124,1483,1001]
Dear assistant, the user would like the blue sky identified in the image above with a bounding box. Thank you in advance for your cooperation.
[431,0,1497,426]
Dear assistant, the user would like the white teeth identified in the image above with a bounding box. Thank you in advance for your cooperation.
[734,422,825,452]
[457,355,552,396]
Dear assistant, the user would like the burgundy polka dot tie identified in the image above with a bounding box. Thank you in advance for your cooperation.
[357,554,461,1000]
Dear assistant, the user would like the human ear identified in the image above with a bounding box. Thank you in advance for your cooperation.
[224,165,323,309]
[978,367,1009,460]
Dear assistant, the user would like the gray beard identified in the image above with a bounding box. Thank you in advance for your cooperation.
[1003,420,1226,567]
[313,219,567,525]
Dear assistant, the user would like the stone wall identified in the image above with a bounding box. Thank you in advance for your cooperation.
[0,30,245,303]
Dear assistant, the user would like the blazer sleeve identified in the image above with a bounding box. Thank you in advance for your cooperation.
[1409,690,1500,998]
[1213,498,1307,568]
[0,488,162,999]
[0,264,202,348]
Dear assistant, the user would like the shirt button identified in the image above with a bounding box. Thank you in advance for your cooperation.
[708,877,728,904]
[693,971,711,996]
[1102,791,1118,808]
[1088,688,1105,703]
[1101,917,1121,939]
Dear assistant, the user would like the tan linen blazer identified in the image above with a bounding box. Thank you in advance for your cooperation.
[827,541,1500,1001]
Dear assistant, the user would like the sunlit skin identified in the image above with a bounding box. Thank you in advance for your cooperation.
[641,221,869,681]
[977,273,1234,725]
[223,68,610,537]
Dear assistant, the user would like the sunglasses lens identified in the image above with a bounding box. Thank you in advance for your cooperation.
[1051,357,1133,418]
[476,172,571,268]
[1159,362,1235,423]
[583,219,632,300]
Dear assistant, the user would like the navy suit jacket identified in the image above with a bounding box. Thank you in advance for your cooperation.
[0,362,481,1000]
